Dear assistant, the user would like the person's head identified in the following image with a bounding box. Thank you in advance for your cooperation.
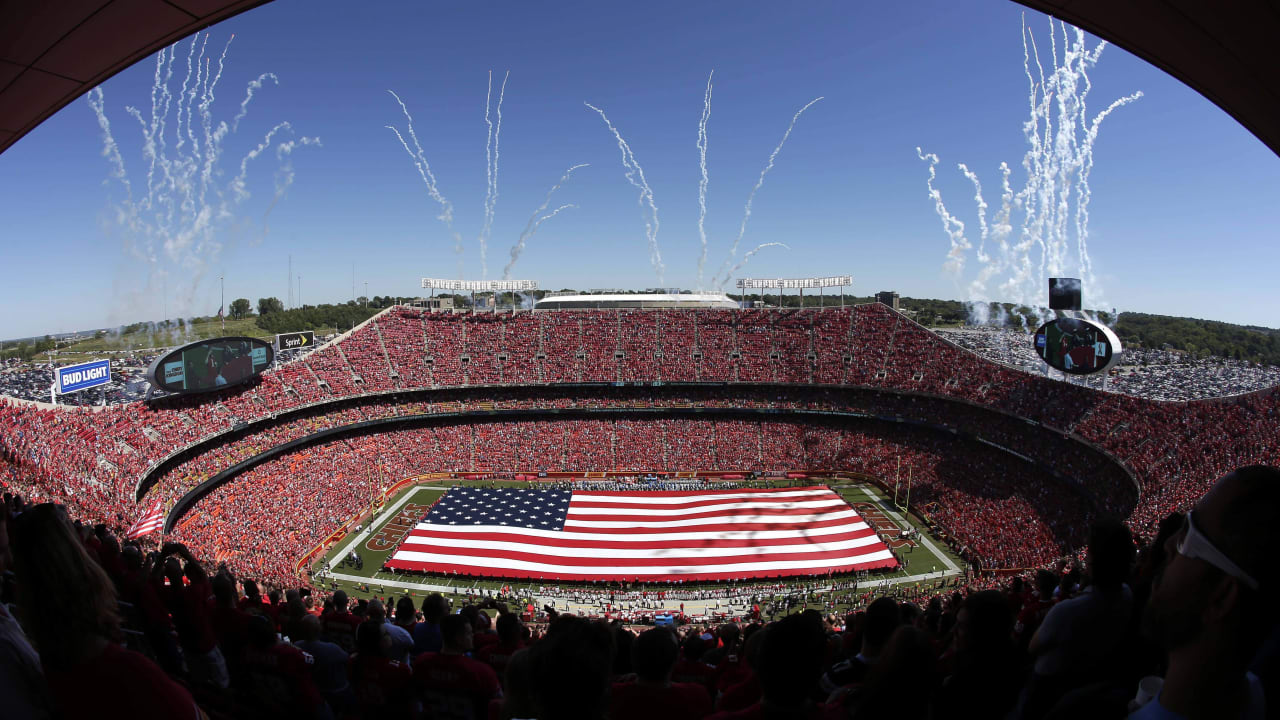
[632,627,679,683]
[1086,518,1135,592]
[367,597,386,623]
[356,620,389,656]
[459,604,480,631]
[212,572,237,608]
[422,592,448,622]
[681,631,706,662]
[11,503,120,668]
[247,613,277,650]
[529,616,614,720]
[496,611,524,645]
[297,613,322,643]
[862,596,900,657]
[163,556,184,585]
[332,589,349,612]
[854,626,941,717]
[243,578,261,600]
[441,613,473,653]
[395,595,416,625]
[955,590,1014,659]
[757,612,828,708]
[717,623,741,651]
[1035,568,1058,598]
[1143,465,1280,667]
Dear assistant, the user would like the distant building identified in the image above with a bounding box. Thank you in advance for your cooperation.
[420,297,454,310]
[876,291,900,311]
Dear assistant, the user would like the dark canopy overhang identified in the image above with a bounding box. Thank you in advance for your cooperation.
[1,0,1277,156]
[0,0,270,155]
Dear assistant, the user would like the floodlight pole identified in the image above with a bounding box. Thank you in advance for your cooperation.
[220,276,225,331]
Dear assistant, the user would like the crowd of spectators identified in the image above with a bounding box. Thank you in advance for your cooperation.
[4,464,1277,719]
[156,415,1108,589]
[938,326,1280,402]
[0,303,1277,602]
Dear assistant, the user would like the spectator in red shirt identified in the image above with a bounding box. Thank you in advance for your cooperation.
[241,613,332,720]
[211,572,250,686]
[348,619,414,717]
[707,612,829,720]
[320,590,361,653]
[528,615,613,720]
[1014,569,1059,651]
[673,632,718,693]
[11,502,203,720]
[414,613,501,720]
[611,627,713,720]
[158,542,229,690]
[475,610,527,685]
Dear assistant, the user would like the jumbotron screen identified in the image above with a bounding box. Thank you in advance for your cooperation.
[148,337,274,393]
[1033,317,1122,375]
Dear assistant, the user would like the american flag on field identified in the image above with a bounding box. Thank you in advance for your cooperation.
[385,486,897,582]
[125,499,165,540]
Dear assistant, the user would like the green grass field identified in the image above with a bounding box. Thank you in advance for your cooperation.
[316,479,967,610]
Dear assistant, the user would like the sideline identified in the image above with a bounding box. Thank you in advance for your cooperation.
[859,486,961,574]
[325,486,444,568]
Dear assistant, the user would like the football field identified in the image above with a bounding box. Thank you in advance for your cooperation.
[314,478,965,616]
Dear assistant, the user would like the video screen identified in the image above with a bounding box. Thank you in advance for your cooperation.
[161,339,270,392]
[1034,318,1113,375]
[1048,277,1082,311]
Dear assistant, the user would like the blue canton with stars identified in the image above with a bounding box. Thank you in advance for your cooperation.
[421,487,573,530]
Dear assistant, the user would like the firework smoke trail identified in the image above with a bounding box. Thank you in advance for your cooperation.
[88,32,314,324]
[916,148,970,276]
[696,70,714,289]
[504,163,588,279]
[482,73,495,277]
[261,135,323,237]
[918,16,1138,328]
[386,90,465,271]
[724,242,791,279]
[501,203,577,279]
[233,73,279,131]
[585,102,665,282]
[712,96,822,289]
[478,71,510,279]
[175,36,197,153]
[958,164,989,262]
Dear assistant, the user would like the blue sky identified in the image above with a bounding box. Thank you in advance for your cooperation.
[1,0,1277,339]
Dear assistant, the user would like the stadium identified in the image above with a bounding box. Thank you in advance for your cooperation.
[1,1,1278,719]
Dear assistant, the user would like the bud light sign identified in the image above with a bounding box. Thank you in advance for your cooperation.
[56,359,111,395]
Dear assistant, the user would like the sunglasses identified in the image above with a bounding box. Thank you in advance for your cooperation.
[1176,511,1258,591]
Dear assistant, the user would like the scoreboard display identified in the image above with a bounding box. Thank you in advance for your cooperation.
[147,337,274,394]
[1033,317,1122,375]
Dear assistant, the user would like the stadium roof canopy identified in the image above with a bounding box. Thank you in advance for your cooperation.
[0,0,1276,157]
[534,293,739,310]
[0,0,271,155]
[1011,0,1278,158]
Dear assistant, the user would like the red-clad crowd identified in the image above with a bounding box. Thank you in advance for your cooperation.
[0,304,1277,594]
[6,464,1279,720]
